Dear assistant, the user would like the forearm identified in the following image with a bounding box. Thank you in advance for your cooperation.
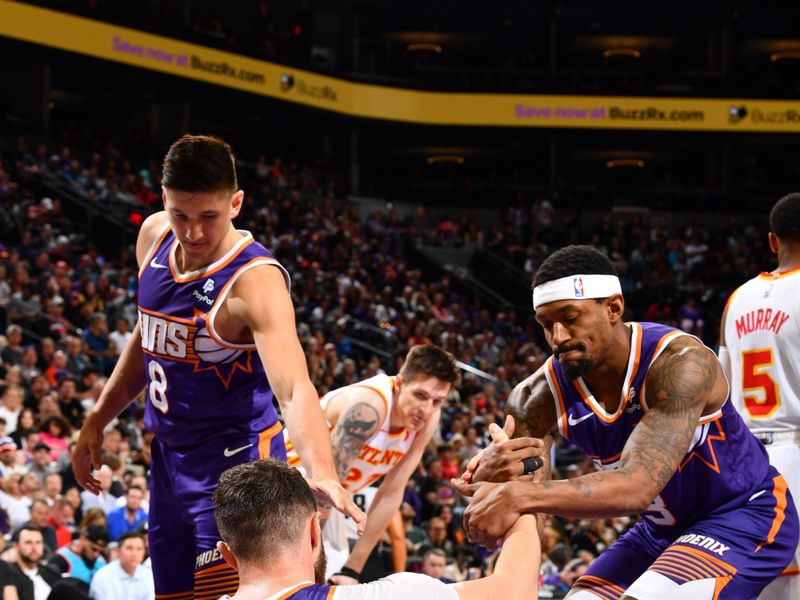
[279,379,337,480]
[346,484,403,571]
[87,325,146,427]
[388,511,407,573]
[516,469,648,519]
[493,515,539,579]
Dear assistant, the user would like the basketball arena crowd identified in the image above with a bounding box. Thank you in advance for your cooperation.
[0,132,774,597]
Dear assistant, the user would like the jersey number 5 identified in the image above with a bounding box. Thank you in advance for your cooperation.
[148,360,169,413]
[741,348,781,418]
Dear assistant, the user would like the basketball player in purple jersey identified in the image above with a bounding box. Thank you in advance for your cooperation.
[456,245,798,599]
[72,135,364,600]
[213,458,542,600]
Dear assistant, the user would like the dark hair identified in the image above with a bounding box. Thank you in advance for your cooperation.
[770,192,800,242]
[213,459,316,564]
[399,345,460,386]
[161,134,238,194]
[118,530,145,546]
[532,245,618,289]
[12,522,42,543]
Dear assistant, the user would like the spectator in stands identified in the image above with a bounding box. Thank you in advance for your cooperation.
[47,524,110,585]
[38,416,71,461]
[55,378,84,430]
[19,346,40,383]
[89,531,153,600]
[108,317,131,358]
[417,517,455,558]
[106,485,147,542]
[7,523,61,600]
[10,408,36,450]
[29,498,58,553]
[29,443,56,485]
[1,325,23,366]
[24,378,49,416]
[51,498,75,549]
[79,465,117,514]
[0,437,24,479]
[0,383,24,433]
[421,548,454,583]
[82,313,113,375]
[43,472,62,506]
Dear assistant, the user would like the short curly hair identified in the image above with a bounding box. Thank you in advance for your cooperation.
[532,245,618,289]
[770,193,800,243]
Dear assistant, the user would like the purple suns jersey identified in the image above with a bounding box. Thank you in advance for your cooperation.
[545,321,775,536]
[137,224,289,448]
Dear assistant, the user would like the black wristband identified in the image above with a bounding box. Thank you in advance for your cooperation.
[333,566,362,581]
[521,456,543,475]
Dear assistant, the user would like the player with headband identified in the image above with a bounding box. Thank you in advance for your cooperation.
[455,244,798,599]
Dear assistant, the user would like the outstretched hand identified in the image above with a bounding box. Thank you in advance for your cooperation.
[307,477,367,535]
[71,415,105,495]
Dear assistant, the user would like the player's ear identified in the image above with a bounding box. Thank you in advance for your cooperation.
[229,190,244,219]
[394,374,403,391]
[217,541,238,571]
[768,231,779,255]
[606,294,625,325]
[310,511,322,551]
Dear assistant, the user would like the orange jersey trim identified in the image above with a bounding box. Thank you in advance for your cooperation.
[572,574,626,600]
[206,257,288,350]
[757,265,800,280]
[258,421,284,460]
[546,357,569,438]
[155,593,193,600]
[679,418,726,473]
[275,583,314,600]
[138,222,172,279]
[756,475,789,553]
[575,323,643,423]
[169,234,255,283]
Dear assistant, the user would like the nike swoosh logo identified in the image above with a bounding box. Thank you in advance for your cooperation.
[223,443,254,458]
[567,412,594,427]
[150,257,168,269]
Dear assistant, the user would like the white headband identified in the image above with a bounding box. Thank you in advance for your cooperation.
[532,274,622,309]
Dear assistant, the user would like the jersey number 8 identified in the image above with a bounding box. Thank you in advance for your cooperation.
[148,360,169,413]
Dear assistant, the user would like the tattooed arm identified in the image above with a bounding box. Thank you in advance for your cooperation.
[458,338,727,547]
[327,389,384,484]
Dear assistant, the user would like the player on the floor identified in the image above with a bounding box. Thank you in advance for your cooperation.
[720,191,800,600]
[457,244,798,599]
[214,458,541,600]
[72,134,364,600]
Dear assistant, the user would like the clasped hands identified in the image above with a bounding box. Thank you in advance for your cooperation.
[451,416,546,549]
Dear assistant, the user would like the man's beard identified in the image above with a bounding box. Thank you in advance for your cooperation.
[314,543,327,584]
[555,345,593,379]
[19,553,39,570]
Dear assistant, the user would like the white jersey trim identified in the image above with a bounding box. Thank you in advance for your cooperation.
[207,258,291,350]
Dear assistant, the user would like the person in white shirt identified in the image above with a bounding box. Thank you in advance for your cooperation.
[89,531,154,600]
[0,384,24,434]
[79,465,118,514]
[108,318,132,357]
[213,458,541,600]
[8,524,61,600]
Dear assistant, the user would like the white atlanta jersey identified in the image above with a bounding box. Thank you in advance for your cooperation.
[724,266,800,433]
[285,374,418,493]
